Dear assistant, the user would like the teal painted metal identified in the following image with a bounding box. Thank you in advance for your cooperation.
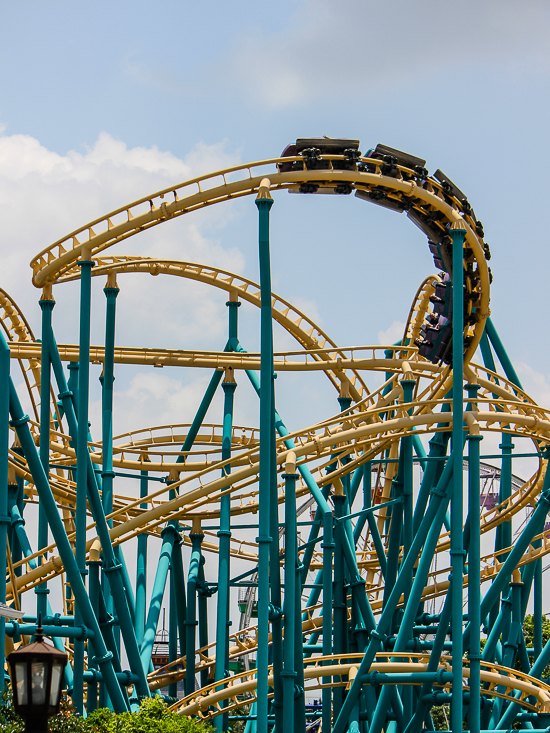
[256,191,275,733]
[450,223,467,732]
[214,375,236,733]
[38,296,55,619]
[185,529,204,697]
[5,364,128,711]
[7,150,550,733]
[467,384,482,733]
[139,524,178,674]
[74,256,94,713]
[136,465,149,647]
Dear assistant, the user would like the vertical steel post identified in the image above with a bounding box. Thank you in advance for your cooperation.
[214,369,236,733]
[466,383,481,733]
[136,460,149,647]
[38,290,55,619]
[255,179,274,733]
[101,275,119,703]
[168,572,178,699]
[75,248,94,713]
[185,521,204,697]
[450,221,466,733]
[87,547,102,712]
[282,453,298,733]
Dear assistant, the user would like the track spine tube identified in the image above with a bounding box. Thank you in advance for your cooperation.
[256,183,274,733]
[38,295,55,619]
[450,222,466,733]
[5,371,128,712]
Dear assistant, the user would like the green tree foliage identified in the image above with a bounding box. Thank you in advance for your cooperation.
[0,690,212,733]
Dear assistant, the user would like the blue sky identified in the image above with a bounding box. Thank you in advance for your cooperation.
[2,0,550,440]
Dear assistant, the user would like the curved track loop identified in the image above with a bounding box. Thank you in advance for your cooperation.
[171,653,550,719]
[29,154,490,361]
[5,146,546,730]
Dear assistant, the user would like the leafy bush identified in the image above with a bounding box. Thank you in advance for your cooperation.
[0,688,212,733]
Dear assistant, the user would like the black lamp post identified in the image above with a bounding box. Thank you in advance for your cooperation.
[7,617,68,733]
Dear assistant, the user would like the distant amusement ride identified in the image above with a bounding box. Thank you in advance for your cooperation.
[1,137,550,733]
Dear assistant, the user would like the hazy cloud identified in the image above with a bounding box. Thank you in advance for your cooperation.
[226,0,550,107]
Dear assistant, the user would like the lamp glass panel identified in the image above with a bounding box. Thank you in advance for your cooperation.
[14,663,27,706]
[49,662,63,707]
[30,661,47,705]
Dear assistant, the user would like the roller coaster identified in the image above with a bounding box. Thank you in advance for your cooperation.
[1,137,549,733]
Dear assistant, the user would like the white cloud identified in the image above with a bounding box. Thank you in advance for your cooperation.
[378,320,406,346]
[0,130,244,347]
[226,0,550,108]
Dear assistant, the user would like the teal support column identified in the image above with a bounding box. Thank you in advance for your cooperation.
[332,455,455,733]
[75,250,95,714]
[168,575,178,700]
[101,278,119,527]
[38,293,55,619]
[497,431,513,562]
[466,384,482,733]
[0,324,9,683]
[450,221,466,733]
[485,317,523,389]
[282,453,298,733]
[214,370,236,732]
[321,507,334,733]
[101,278,119,681]
[197,561,209,689]
[332,489,347,719]
[6,371,128,712]
[535,558,543,660]
[139,524,178,675]
[185,526,204,697]
[136,463,150,647]
[255,180,275,733]
[87,550,102,712]
[170,539,187,663]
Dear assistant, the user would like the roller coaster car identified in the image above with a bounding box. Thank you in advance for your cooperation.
[367,143,426,171]
[277,138,360,172]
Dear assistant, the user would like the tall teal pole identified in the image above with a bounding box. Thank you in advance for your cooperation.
[38,290,55,619]
[185,523,204,697]
[136,460,149,647]
[75,248,95,713]
[282,452,298,733]
[450,220,466,733]
[256,179,274,733]
[466,383,482,733]
[214,369,236,731]
[101,274,119,704]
